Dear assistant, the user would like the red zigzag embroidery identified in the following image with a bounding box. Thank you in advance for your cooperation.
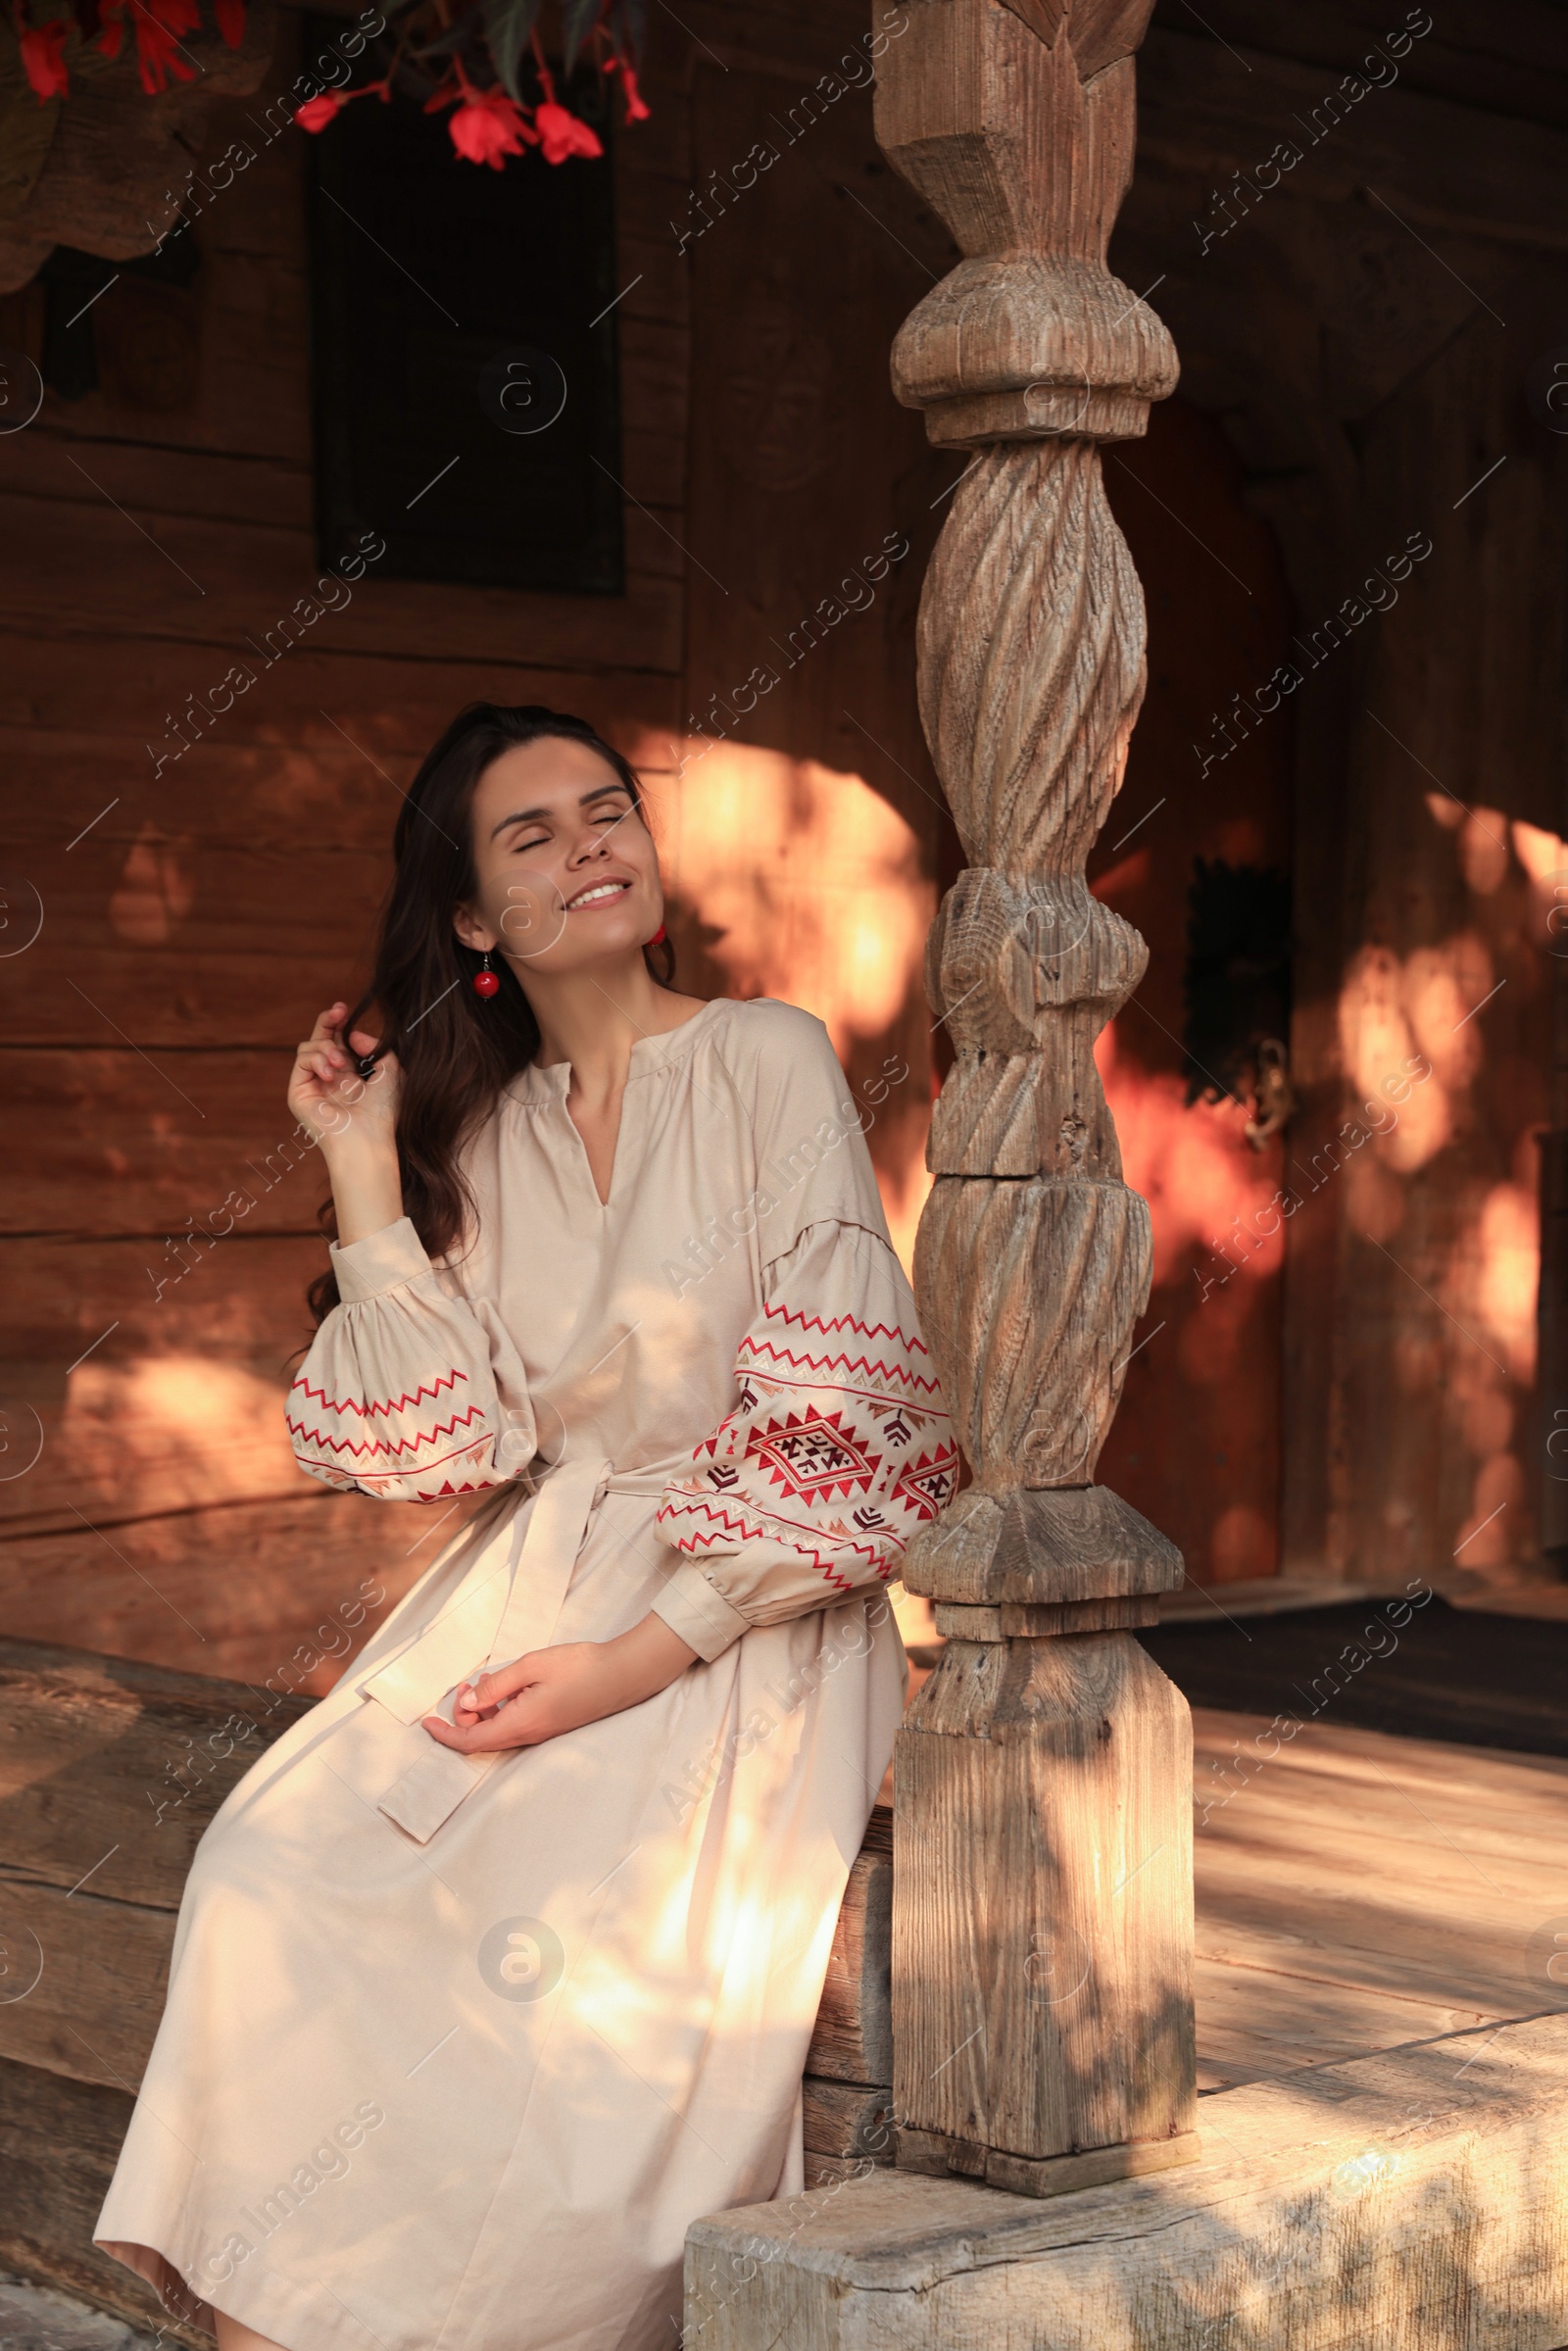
[288,1405,489,1462]
[288,1370,467,1421]
[739,1337,946,1395]
[760,1299,932,1352]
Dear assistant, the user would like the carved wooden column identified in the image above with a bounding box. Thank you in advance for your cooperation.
[877,0,1198,2194]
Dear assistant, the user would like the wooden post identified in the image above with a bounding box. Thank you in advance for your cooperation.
[875,0,1198,2194]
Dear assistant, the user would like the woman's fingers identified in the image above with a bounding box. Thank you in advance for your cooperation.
[422,1689,550,1753]
[307,1004,350,1058]
[424,1649,572,1751]
[288,1005,404,1140]
[293,1005,353,1085]
[456,1655,542,1718]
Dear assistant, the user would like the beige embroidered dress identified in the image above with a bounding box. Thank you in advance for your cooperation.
[96,997,956,2351]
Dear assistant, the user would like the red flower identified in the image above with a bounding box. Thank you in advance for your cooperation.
[295,89,346,131]
[618,62,650,122]
[19,16,70,99]
[213,0,244,44]
[448,84,536,170]
[132,0,199,92]
[95,0,123,57]
[534,98,603,165]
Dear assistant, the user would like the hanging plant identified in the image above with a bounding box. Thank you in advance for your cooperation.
[16,0,250,99]
[310,0,649,168]
[14,0,648,163]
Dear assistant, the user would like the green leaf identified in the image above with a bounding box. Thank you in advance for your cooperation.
[483,0,539,100]
[560,0,599,74]
[612,0,645,63]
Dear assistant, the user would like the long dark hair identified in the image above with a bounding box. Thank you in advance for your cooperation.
[307,703,675,1323]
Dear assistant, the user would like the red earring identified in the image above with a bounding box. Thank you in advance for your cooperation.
[647,924,666,947]
[472,951,500,998]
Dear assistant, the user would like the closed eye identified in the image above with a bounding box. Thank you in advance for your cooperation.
[492,787,634,850]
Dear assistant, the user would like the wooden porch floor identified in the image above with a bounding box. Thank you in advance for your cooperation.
[1189,1704,1566,2092]
[705,1693,1568,2351]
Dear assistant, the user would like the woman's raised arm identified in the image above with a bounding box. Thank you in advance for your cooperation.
[285,1004,536,1503]
[286,1000,405,1244]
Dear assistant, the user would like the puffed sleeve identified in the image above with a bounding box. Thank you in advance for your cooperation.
[286,1215,535,1502]
[650,1218,959,1660]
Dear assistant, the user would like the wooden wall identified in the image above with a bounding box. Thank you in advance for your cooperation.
[1091,394,1298,1587]
[4,0,1568,1685]
[0,0,956,1687]
[1113,0,1568,1589]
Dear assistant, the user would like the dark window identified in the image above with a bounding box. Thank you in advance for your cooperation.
[306,27,623,595]
[1182,858,1292,1106]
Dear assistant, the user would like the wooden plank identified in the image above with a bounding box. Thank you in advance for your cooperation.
[685,2012,1568,2351]
[1192,1954,1505,2092]
[22,431,315,533]
[1193,1708,1568,1883]
[1187,1709,1568,2090]
[1195,1888,1551,2026]
[0,1494,436,1684]
[12,450,681,589]
[0,1639,313,2092]
[614,231,692,331]
[801,2078,897,2165]
[1,1234,331,1364]
[0,1876,176,2090]
[0,1360,310,1539]
[0,1634,312,1908]
[2,855,390,1054]
[0,644,681,756]
[0,2056,205,2346]
[0,1232,353,1539]
[683,59,956,866]
[0,487,685,676]
[1138,4,1568,138]
[806,1819,893,2085]
[1136,24,1568,252]
[0,1052,353,1237]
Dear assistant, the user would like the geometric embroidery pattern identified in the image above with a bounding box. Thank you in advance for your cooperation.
[743,1410,881,1505]
[657,1242,959,1592]
[288,1365,497,1501]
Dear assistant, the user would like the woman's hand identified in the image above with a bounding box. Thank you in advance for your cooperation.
[421,1614,699,1754]
[288,1002,406,1245]
[289,1002,401,1153]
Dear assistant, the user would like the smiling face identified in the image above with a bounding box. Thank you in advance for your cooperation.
[454,733,663,978]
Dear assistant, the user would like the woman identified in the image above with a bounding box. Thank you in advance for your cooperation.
[95,704,957,2351]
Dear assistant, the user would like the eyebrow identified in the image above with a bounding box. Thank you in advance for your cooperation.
[490,782,632,840]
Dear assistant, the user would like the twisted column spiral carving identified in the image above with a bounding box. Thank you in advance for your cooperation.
[913,442,1154,1498]
[880,0,1199,2190]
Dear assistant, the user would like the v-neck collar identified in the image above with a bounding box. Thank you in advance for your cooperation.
[504,999,728,1205]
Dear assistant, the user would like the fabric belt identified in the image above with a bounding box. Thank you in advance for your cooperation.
[356,1455,669,1843]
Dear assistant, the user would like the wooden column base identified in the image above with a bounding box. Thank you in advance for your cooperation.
[932,1595,1159,1640]
[893,1631,1197,2166]
[897,2125,1201,2199]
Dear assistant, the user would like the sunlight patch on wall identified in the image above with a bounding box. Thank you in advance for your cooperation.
[1096,1024,1283,1289]
[629,734,936,1271]
[62,1355,300,1517]
[1472,1181,1539,1386]
[1336,939,1499,1175]
[108,823,194,946]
